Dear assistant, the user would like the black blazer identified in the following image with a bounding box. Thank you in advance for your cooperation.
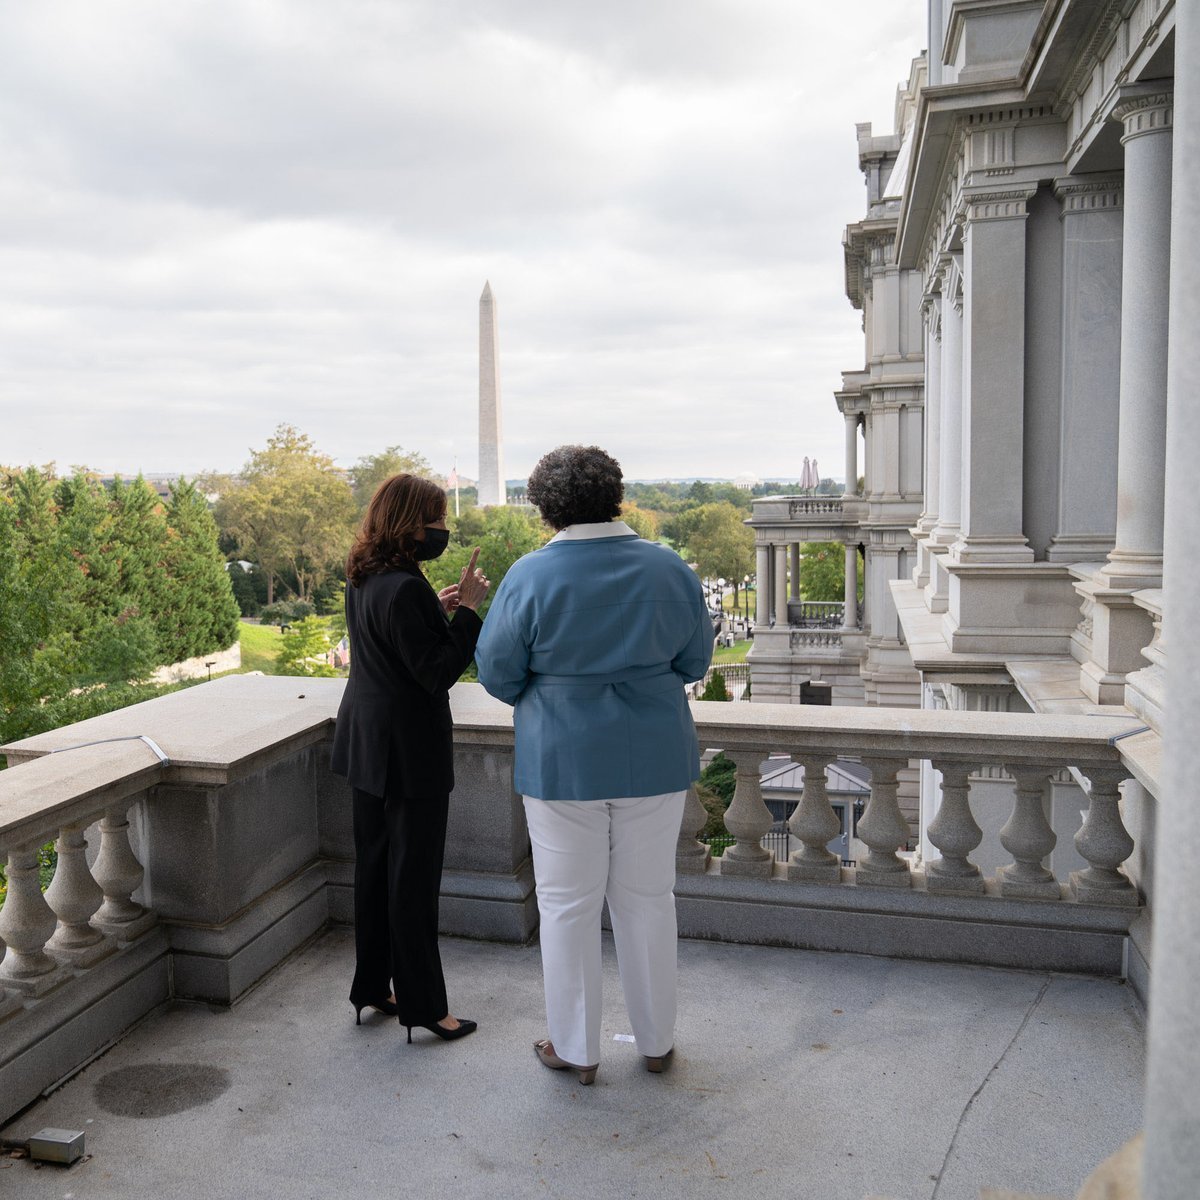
[331,565,482,799]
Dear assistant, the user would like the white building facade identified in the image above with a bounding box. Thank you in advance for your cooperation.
[883,2,1197,1195]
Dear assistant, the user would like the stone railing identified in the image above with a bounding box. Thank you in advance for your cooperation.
[0,739,162,1007]
[677,699,1146,979]
[789,628,844,650]
[787,599,844,627]
[788,497,844,517]
[0,676,1149,1125]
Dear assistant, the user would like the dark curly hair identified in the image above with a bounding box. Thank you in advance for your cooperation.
[346,474,447,585]
[527,445,624,530]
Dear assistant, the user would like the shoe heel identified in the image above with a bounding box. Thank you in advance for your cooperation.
[406,1026,413,1044]
[577,1067,597,1086]
[355,1007,363,1027]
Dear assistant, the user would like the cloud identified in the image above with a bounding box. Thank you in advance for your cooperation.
[0,0,926,480]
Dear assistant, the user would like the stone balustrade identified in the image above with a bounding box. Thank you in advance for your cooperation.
[683,700,1141,902]
[0,676,1149,1126]
[787,496,844,517]
[786,599,845,627]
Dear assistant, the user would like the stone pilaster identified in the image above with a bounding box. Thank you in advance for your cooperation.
[951,186,1037,565]
[1048,175,1123,564]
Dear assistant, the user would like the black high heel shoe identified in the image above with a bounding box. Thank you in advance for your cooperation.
[405,1018,478,1044]
[353,998,399,1025]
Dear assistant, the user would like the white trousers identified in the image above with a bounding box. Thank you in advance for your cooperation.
[523,790,686,1068]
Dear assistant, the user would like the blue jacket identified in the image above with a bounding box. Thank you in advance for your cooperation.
[475,529,714,801]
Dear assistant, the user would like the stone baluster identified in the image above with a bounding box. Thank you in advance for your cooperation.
[0,938,20,1020]
[855,757,912,887]
[998,766,1060,898]
[925,762,985,894]
[0,843,66,995]
[719,750,774,878]
[786,753,842,883]
[675,785,712,875]
[91,806,155,942]
[46,824,114,966]
[1071,768,1138,906]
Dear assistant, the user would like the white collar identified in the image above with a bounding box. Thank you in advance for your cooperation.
[547,520,638,544]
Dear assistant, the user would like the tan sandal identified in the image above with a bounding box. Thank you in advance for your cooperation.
[644,1047,674,1073]
[533,1038,598,1085]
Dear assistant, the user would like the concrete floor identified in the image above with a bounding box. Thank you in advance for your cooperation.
[1,930,1145,1200]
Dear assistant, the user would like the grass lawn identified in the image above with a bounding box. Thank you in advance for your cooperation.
[238,621,284,674]
[712,639,750,664]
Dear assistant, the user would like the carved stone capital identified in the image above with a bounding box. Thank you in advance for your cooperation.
[1112,85,1173,144]
[1053,175,1123,214]
[960,185,1038,224]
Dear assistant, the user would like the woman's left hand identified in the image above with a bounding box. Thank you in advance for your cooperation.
[438,585,461,614]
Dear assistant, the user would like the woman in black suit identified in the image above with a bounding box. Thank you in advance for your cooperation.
[331,473,489,1042]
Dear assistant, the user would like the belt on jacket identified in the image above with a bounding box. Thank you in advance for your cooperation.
[529,664,679,687]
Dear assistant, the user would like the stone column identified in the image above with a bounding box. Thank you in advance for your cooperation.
[953,186,1037,563]
[1101,87,1174,588]
[1142,17,1197,1193]
[789,543,801,601]
[1084,88,1173,704]
[843,543,858,630]
[755,544,770,627]
[844,412,858,496]
[1048,176,1123,562]
[773,544,788,627]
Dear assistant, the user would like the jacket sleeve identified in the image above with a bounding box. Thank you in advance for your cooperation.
[474,573,532,706]
[389,577,482,696]
[671,576,716,684]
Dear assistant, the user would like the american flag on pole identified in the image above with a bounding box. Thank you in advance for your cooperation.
[446,464,459,488]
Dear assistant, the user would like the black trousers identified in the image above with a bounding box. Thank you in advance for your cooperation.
[349,787,450,1027]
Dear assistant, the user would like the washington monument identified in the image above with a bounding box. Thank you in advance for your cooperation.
[478,281,506,507]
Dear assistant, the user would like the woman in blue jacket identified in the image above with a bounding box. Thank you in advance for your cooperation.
[475,445,713,1084]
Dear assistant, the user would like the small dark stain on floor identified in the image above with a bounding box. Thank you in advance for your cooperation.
[94,1063,231,1118]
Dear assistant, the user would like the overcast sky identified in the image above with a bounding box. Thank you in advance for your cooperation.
[1,0,925,484]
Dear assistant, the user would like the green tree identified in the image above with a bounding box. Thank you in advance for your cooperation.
[799,542,862,603]
[699,751,737,804]
[699,670,731,701]
[425,506,548,617]
[685,503,755,608]
[216,425,356,603]
[350,445,433,510]
[276,615,337,676]
[161,480,241,660]
[621,503,659,540]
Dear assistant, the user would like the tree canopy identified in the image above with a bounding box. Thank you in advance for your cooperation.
[213,425,356,604]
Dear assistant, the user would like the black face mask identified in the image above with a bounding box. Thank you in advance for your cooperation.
[413,526,450,561]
